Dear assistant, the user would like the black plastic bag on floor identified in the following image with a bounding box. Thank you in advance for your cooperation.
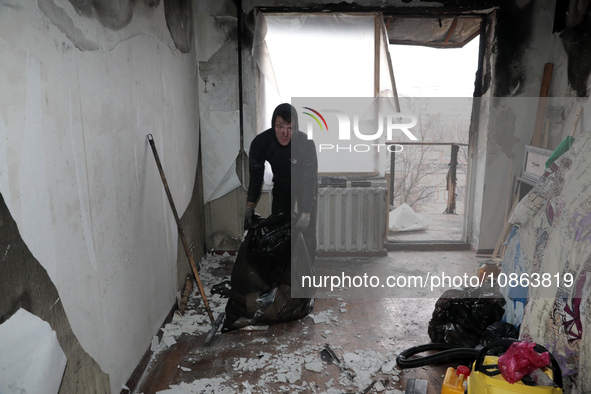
[222,212,314,332]
[481,321,519,344]
[427,286,506,348]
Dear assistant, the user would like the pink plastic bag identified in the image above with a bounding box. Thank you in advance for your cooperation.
[498,341,551,384]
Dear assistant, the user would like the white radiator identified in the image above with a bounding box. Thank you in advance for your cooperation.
[316,186,388,253]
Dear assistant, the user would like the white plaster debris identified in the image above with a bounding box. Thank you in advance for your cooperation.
[148,253,230,354]
[179,366,191,372]
[156,377,236,393]
[305,360,324,372]
[151,335,159,352]
[337,349,398,391]
[233,353,272,372]
[162,335,177,348]
[381,360,397,374]
[309,309,338,325]
[144,253,406,394]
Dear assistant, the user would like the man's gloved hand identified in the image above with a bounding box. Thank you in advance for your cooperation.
[244,205,254,230]
[295,213,310,229]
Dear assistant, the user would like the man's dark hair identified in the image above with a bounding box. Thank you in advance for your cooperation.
[272,103,298,130]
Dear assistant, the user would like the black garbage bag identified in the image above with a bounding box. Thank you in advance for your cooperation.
[428,286,506,348]
[222,212,314,332]
[481,321,519,345]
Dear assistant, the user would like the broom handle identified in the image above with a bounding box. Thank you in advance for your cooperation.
[570,106,583,138]
[147,134,214,323]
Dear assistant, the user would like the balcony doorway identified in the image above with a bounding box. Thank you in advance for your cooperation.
[386,36,479,247]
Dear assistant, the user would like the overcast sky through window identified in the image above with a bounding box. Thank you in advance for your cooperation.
[389,37,480,98]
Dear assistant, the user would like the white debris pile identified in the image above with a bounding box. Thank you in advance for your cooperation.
[144,255,406,394]
[308,309,339,325]
[153,336,403,393]
[156,377,237,393]
[231,346,318,386]
[337,349,400,392]
[151,252,233,352]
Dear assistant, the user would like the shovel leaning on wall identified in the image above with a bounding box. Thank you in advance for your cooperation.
[147,134,224,346]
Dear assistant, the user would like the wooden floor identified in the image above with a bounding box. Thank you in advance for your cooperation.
[130,250,479,394]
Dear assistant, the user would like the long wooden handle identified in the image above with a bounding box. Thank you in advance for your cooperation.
[531,63,553,147]
[147,134,214,323]
[570,106,583,138]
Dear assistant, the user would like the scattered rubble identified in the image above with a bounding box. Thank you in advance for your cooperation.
[139,252,410,393]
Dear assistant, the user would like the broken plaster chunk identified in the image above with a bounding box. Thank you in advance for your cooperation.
[239,325,269,331]
[375,380,385,392]
[305,361,324,373]
[179,366,191,372]
[381,360,396,374]
[344,352,361,364]
[162,335,177,347]
[340,308,347,313]
[325,378,334,388]
[151,335,159,351]
[286,370,301,384]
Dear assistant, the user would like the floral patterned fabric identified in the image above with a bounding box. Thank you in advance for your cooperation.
[510,131,591,392]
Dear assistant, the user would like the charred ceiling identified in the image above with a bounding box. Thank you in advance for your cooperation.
[256,0,501,14]
[560,3,591,97]
[492,1,533,97]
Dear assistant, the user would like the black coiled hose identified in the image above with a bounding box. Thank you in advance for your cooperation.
[396,343,481,369]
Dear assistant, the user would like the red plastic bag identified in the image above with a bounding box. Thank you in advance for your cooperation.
[498,341,551,384]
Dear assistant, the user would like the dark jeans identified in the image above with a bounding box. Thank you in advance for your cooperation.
[272,186,316,260]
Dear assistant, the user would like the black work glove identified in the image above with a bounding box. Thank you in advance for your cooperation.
[244,206,254,230]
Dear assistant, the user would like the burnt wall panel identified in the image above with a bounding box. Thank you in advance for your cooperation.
[492,1,534,97]
[560,5,591,97]
[164,0,194,53]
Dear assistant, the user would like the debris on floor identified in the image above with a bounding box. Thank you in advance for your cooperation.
[134,250,481,393]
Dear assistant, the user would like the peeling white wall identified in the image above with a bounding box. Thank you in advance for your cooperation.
[0,1,198,392]
[196,0,259,250]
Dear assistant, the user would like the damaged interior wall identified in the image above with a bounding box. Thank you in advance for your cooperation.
[0,0,203,392]
[471,0,591,251]
[200,0,496,250]
[3,0,591,390]
[200,0,496,251]
[200,0,590,252]
[197,0,268,252]
[0,193,110,392]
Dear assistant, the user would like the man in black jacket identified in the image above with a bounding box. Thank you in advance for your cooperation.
[244,103,318,253]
